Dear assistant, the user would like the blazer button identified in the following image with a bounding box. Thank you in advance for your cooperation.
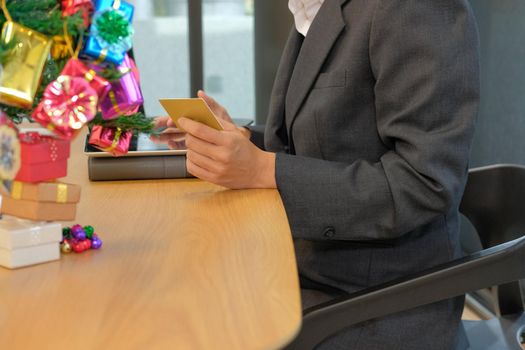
[323,227,336,238]
[284,145,290,153]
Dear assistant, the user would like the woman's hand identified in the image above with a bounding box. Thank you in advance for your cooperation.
[198,90,251,139]
[179,116,276,189]
[149,116,186,149]
[150,90,250,149]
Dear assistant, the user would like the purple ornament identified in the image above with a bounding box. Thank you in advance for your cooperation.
[71,224,87,241]
[71,224,83,233]
[91,235,103,249]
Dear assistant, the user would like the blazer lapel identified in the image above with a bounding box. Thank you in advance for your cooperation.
[285,0,347,137]
[265,28,303,151]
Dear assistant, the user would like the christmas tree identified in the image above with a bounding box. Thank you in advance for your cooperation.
[0,0,153,156]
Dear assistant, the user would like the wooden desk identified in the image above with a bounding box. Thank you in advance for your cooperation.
[0,131,302,350]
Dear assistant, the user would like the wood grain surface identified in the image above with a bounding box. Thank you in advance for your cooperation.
[0,129,302,350]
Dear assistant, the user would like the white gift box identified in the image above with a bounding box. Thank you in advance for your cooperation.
[0,215,61,269]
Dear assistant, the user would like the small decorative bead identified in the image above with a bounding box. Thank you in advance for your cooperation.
[91,235,103,250]
[71,239,85,253]
[82,239,92,250]
[61,224,102,254]
[60,240,72,253]
[71,224,83,233]
[62,227,72,239]
[83,225,94,239]
[71,224,86,241]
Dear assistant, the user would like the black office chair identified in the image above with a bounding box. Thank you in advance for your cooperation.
[284,164,525,350]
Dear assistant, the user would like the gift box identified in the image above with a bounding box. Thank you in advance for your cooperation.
[9,181,81,203]
[32,75,98,140]
[82,0,135,65]
[88,125,132,156]
[99,55,144,119]
[1,197,78,221]
[0,21,52,108]
[15,133,71,183]
[61,58,111,100]
[62,0,94,27]
[0,216,61,269]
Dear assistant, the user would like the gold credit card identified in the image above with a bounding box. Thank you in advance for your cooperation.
[159,98,224,131]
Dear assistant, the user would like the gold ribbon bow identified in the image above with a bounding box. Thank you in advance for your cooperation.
[102,128,123,152]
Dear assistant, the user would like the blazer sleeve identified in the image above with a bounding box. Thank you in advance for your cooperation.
[274,0,480,241]
[247,125,266,150]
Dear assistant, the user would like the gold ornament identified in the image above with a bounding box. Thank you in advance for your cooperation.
[51,35,72,60]
[61,241,72,253]
[0,21,52,109]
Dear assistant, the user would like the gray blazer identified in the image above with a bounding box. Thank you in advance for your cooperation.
[256,0,479,348]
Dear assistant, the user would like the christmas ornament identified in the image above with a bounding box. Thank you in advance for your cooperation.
[91,235,103,250]
[71,224,86,241]
[61,58,111,100]
[84,225,94,239]
[61,239,72,253]
[0,115,20,184]
[83,238,92,250]
[0,20,52,108]
[88,125,132,156]
[51,34,73,60]
[99,55,143,120]
[61,224,103,254]
[32,75,98,140]
[71,239,85,253]
[82,0,134,65]
[62,227,72,240]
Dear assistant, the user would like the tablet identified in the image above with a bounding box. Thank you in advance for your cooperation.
[84,132,187,157]
[159,98,224,131]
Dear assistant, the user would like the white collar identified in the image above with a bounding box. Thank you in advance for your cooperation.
[288,0,325,36]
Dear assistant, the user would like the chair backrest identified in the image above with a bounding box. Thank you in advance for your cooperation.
[460,164,525,248]
[285,234,525,350]
[459,164,525,315]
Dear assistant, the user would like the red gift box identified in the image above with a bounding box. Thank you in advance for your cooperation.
[88,125,132,157]
[15,133,71,183]
[61,58,111,100]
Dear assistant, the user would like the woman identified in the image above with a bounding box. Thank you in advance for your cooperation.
[154,0,479,348]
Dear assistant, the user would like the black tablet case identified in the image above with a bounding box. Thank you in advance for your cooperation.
[88,155,193,181]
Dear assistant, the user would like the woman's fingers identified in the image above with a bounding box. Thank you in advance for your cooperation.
[197,90,232,123]
[168,139,186,150]
[153,116,178,130]
[153,116,170,128]
[150,131,185,143]
[185,133,222,160]
[179,117,225,145]
[186,158,217,183]
[186,149,223,173]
